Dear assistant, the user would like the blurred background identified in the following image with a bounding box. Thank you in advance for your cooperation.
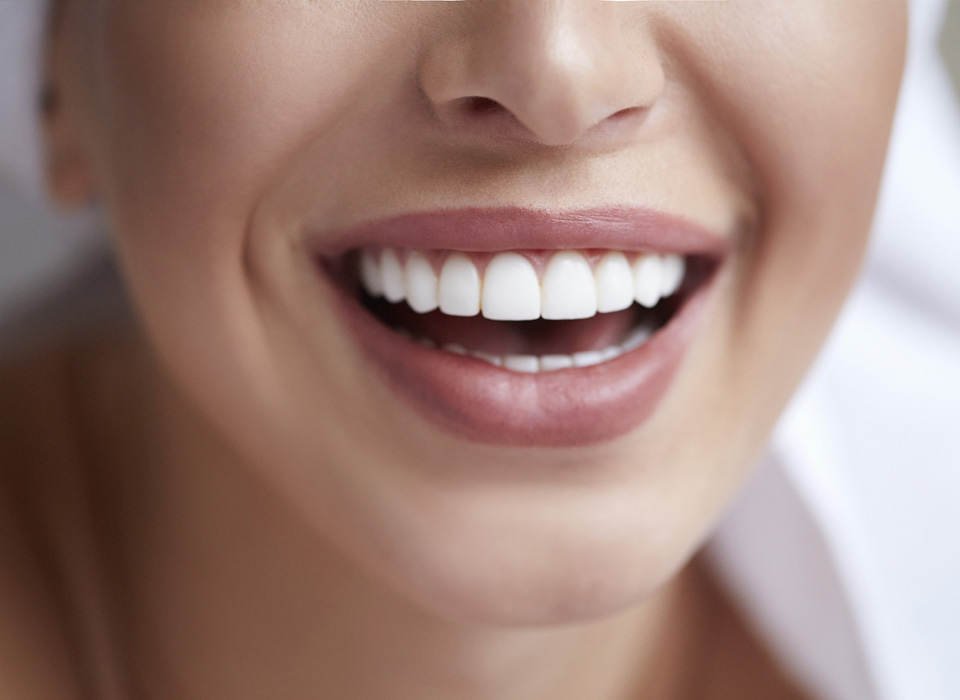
[944,1,960,91]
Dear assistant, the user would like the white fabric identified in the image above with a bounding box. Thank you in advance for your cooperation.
[1,2,959,699]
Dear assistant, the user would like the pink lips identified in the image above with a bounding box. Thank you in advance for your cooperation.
[313,207,730,256]
[313,208,729,447]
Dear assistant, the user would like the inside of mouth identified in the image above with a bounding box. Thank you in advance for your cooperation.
[362,295,676,357]
[324,251,710,361]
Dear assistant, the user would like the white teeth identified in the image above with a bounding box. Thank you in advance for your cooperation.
[360,248,688,318]
[539,354,575,371]
[572,350,605,368]
[481,253,541,321]
[632,254,663,309]
[660,254,686,298]
[502,354,540,373]
[363,248,681,373]
[404,252,439,313]
[426,321,654,372]
[471,350,503,367]
[359,250,384,297]
[438,253,482,316]
[594,252,635,313]
[600,346,622,362]
[621,325,654,352]
[541,251,597,320]
[381,248,406,303]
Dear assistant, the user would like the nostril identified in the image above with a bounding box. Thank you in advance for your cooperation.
[449,95,556,143]
[439,94,650,149]
[610,106,642,121]
[464,96,507,116]
[441,95,538,141]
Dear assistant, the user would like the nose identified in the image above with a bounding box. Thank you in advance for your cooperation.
[418,0,664,148]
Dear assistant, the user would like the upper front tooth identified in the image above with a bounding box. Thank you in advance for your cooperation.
[381,248,406,303]
[541,251,597,320]
[438,253,481,316]
[594,251,634,313]
[365,248,681,317]
[359,249,384,297]
[660,254,686,298]
[633,254,663,308]
[404,252,439,313]
[481,253,541,321]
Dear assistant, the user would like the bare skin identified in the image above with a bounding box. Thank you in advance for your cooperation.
[1,1,907,698]
[1,321,804,700]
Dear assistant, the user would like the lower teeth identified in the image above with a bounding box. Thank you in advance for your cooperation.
[404,324,655,374]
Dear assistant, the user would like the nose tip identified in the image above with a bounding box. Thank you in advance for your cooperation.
[419,1,664,148]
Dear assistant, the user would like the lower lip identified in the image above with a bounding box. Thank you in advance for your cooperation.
[321,268,715,448]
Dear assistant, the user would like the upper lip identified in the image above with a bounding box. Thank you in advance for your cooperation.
[311,207,731,258]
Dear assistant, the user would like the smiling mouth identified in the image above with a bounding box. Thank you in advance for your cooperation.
[312,207,728,447]
[329,247,712,373]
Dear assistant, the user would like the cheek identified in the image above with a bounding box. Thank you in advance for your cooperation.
[639,2,907,510]
[78,4,396,405]
[681,8,904,327]
[86,3,387,302]
[731,5,906,405]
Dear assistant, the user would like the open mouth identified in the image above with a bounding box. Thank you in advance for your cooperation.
[325,247,712,373]
[310,207,727,447]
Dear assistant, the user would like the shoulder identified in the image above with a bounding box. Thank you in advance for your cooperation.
[0,320,151,700]
[0,249,143,698]
[0,344,89,699]
[0,340,84,474]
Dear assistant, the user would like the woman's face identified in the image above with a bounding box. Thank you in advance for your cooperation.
[54,0,906,623]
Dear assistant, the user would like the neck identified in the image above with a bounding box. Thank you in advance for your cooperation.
[105,337,707,700]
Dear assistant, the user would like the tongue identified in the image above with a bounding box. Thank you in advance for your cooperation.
[370,300,640,356]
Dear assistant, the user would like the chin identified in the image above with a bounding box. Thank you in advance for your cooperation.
[342,486,697,626]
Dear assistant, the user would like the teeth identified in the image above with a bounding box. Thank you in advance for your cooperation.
[502,355,541,373]
[359,250,384,297]
[600,346,622,362]
[632,254,663,309]
[360,248,688,318]
[405,252,439,313]
[481,253,541,321]
[381,249,406,303]
[594,252,634,313]
[414,320,656,373]
[378,248,666,373]
[622,324,654,351]
[438,253,482,316]
[471,350,503,367]
[541,251,597,320]
[660,254,685,298]
[572,350,605,368]
[539,354,575,371]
